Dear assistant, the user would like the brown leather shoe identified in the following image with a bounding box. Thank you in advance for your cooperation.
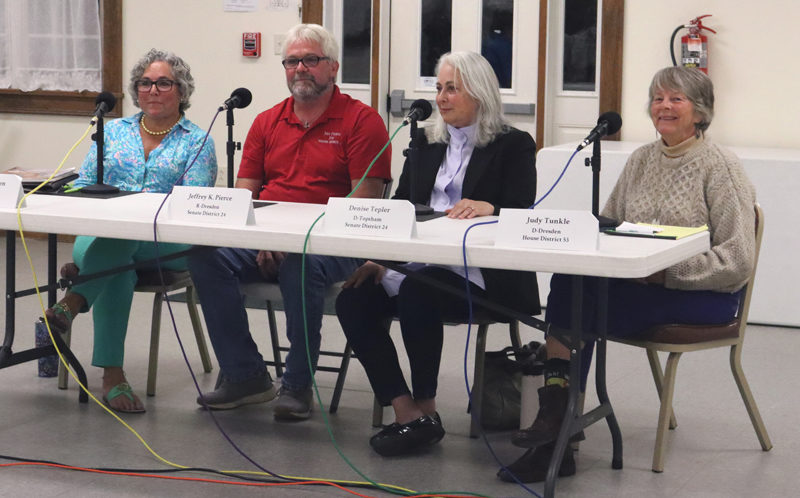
[511,385,569,448]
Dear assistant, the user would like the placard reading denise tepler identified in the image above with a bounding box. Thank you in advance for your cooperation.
[495,209,598,251]
[0,174,26,209]
[324,197,416,239]
[166,186,254,226]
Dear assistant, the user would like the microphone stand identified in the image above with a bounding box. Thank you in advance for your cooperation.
[585,139,616,228]
[225,107,241,189]
[407,120,433,216]
[82,114,119,195]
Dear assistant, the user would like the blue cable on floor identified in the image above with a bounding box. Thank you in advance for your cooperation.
[456,149,580,496]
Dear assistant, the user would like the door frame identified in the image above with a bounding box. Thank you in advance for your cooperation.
[536,0,624,150]
[302,0,384,111]
[304,0,625,143]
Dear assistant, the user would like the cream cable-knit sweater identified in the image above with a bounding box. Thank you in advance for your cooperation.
[601,135,756,293]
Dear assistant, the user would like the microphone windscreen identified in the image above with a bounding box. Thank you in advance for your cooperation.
[231,87,252,109]
[598,111,622,135]
[410,99,433,121]
[95,91,117,112]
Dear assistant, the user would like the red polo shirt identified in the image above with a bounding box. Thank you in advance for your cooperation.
[238,86,391,203]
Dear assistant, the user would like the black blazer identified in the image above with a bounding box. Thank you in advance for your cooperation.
[393,127,541,317]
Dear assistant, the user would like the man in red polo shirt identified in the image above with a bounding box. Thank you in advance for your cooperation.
[189,23,391,420]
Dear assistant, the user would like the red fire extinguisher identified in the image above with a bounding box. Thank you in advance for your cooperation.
[670,15,716,74]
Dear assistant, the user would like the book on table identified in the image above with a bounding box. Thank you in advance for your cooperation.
[1,167,79,192]
[603,222,708,240]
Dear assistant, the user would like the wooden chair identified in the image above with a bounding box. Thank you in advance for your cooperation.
[609,203,772,472]
[58,269,213,396]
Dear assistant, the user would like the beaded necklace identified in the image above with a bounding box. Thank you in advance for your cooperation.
[140,115,180,136]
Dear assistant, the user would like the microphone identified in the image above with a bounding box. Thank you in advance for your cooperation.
[220,87,252,111]
[91,91,116,123]
[403,99,433,125]
[576,111,622,151]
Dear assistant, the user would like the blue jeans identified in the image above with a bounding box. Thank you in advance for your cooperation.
[546,273,741,389]
[188,247,362,390]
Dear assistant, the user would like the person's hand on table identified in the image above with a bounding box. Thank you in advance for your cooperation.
[446,199,494,219]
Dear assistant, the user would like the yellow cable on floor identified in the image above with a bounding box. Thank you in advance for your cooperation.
[13,124,419,496]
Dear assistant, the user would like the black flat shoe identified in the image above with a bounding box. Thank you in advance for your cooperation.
[369,414,445,457]
[497,444,576,484]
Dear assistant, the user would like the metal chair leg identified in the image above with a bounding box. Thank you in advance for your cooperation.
[146,292,163,397]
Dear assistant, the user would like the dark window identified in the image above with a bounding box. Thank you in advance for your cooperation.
[341,0,372,84]
[562,0,597,92]
[481,0,514,89]
[420,0,452,78]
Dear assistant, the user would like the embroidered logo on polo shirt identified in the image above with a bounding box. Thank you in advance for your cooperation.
[318,131,342,145]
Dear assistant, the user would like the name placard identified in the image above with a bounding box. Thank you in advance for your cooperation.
[166,186,254,225]
[495,209,598,251]
[324,197,416,239]
[0,174,25,209]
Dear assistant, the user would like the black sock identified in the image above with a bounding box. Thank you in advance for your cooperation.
[543,358,570,387]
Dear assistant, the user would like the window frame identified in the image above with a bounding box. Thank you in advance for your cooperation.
[0,0,123,118]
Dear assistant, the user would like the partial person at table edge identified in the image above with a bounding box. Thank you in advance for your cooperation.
[43,48,217,413]
[187,23,391,421]
[501,66,757,483]
[335,51,540,457]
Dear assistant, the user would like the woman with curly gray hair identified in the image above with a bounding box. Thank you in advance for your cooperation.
[43,49,217,414]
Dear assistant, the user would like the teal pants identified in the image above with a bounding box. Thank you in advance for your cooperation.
[70,236,189,367]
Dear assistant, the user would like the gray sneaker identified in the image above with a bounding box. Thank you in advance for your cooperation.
[197,371,276,410]
[273,386,314,420]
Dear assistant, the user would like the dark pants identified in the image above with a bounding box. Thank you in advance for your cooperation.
[336,266,488,405]
[545,273,742,388]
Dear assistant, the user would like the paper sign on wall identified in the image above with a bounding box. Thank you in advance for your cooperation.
[0,174,26,209]
[495,209,598,251]
[324,197,416,239]
[166,186,254,225]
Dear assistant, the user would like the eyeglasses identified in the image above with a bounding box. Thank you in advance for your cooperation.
[281,55,331,69]
[136,78,175,92]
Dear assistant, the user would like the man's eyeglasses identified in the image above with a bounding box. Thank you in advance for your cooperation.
[281,55,331,69]
[136,78,175,92]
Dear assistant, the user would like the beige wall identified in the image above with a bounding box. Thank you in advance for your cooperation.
[621,1,800,148]
[1,1,798,177]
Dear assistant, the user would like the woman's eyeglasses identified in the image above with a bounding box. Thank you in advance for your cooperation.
[281,55,331,69]
[136,78,175,92]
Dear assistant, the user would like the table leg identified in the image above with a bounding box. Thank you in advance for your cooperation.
[595,277,623,469]
[544,275,585,497]
[0,231,16,365]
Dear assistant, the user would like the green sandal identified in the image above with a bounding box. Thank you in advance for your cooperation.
[103,382,146,414]
[44,302,74,335]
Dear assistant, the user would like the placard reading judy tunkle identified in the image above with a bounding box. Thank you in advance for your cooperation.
[166,186,254,225]
[324,197,415,239]
[495,209,598,251]
[0,174,25,209]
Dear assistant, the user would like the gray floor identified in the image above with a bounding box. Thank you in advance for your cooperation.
[1,237,797,497]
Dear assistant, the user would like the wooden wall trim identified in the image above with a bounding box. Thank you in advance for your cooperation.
[535,1,548,151]
[301,0,323,24]
[370,0,381,110]
[599,0,624,141]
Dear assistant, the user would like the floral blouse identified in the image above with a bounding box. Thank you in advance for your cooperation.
[74,112,217,191]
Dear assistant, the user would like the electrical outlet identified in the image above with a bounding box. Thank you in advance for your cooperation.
[273,34,286,55]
